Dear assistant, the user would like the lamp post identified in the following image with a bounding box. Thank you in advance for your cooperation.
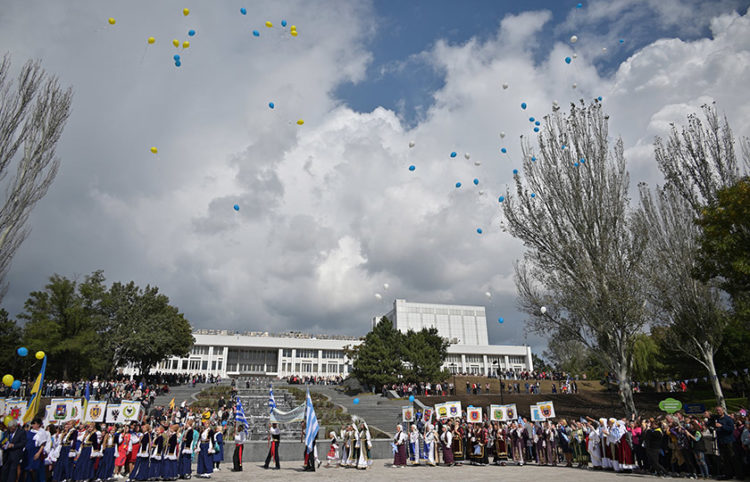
[494,360,504,405]
[450,363,457,395]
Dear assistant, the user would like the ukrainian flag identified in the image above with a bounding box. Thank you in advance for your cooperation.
[22,355,46,424]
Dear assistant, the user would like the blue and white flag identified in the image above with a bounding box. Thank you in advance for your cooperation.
[304,387,319,452]
[235,399,249,434]
[268,385,277,413]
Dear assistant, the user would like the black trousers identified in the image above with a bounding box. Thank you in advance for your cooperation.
[646,448,667,474]
[718,442,735,478]
[264,441,280,469]
[232,444,243,471]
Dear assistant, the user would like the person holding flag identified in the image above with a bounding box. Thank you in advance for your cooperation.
[262,423,280,470]
[302,387,319,472]
[232,400,248,472]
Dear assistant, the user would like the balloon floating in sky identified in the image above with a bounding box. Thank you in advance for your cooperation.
[474,161,481,166]
[252,30,260,37]
[485,291,492,298]
[281,20,288,27]
[172,39,180,47]
[233,204,240,211]
[535,121,540,126]
[11,380,20,390]
[150,147,158,154]
[561,145,567,150]
[576,3,583,8]
[513,169,518,174]
[2,374,13,387]
[498,317,504,324]
[498,196,504,202]
[597,96,603,101]
[408,141,415,148]
[265,21,273,27]
[541,306,547,314]
[499,132,506,138]
[580,158,586,163]
[183,8,190,16]
[108,18,116,25]
[175,60,182,67]
[501,148,507,154]
[375,293,382,300]
[17,347,28,357]
[464,153,470,160]
[473,178,479,185]
[353,398,360,405]
[408,165,415,171]
[531,156,537,162]
[296,119,304,125]
[291,31,298,37]
[240,7,247,15]
[572,83,577,89]
[534,127,539,132]
[268,102,275,109]
[383,283,389,290]
[409,395,415,402]
[521,102,527,110]
[455,182,462,188]
[565,57,572,64]
[529,117,535,122]
[619,39,624,43]
[476,228,483,234]
[188,29,196,37]
[182,41,190,48]
[174,54,181,61]
[573,53,578,59]
[148,37,155,44]
[570,35,578,44]
[36,351,45,360]
[450,151,457,158]
[502,83,509,89]
[531,193,536,198]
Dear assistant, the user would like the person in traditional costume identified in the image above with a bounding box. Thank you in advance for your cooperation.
[96,425,117,481]
[356,423,371,469]
[211,427,223,471]
[606,418,619,471]
[231,424,245,472]
[196,422,214,478]
[114,426,131,478]
[89,424,103,478]
[392,425,407,467]
[129,424,151,481]
[440,425,454,466]
[534,423,546,465]
[570,421,590,468]
[162,425,180,481]
[510,422,526,465]
[178,420,198,479]
[493,422,508,465]
[346,424,359,467]
[597,418,611,469]
[545,421,558,465]
[53,422,76,482]
[73,424,97,482]
[325,432,339,467]
[148,425,165,480]
[423,423,437,466]
[126,423,141,477]
[614,420,636,472]
[557,420,573,467]
[339,426,349,467]
[587,420,602,469]
[23,418,49,482]
[262,423,279,470]
[408,424,421,465]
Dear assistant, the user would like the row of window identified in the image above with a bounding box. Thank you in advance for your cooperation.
[404,307,483,316]
[281,349,345,359]
[158,359,224,371]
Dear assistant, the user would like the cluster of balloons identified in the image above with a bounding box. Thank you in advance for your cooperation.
[2,347,44,391]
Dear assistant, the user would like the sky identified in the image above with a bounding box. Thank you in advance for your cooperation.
[1,0,749,356]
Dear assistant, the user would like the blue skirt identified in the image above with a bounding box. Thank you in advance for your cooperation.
[148,458,162,479]
[196,443,213,475]
[96,447,116,480]
[129,457,150,481]
[162,459,179,479]
[72,446,95,481]
[177,453,192,476]
[213,444,223,463]
[53,446,73,481]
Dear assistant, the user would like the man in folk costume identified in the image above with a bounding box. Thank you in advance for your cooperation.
[162,424,180,481]
[587,420,602,469]
[614,420,636,472]
[262,423,280,470]
[423,423,437,466]
[196,421,214,478]
[178,419,198,479]
[571,421,590,468]
[597,418,611,469]
[231,424,245,472]
[392,425,407,467]
[1,419,27,482]
[89,424,103,479]
[408,424,421,465]
[534,422,546,465]
[147,425,165,480]
[440,425,454,466]
[211,426,224,471]
[356,422,371,469]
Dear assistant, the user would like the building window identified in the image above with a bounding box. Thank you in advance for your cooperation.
[296,349,317,358]
[201,360,208,370]
[211,360,217,370]
[191,346,209,355]
[283,349,293,357]
[227,364,236,372]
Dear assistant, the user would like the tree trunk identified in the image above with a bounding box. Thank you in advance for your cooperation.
[705,354,726,410]
[615,363,637,417]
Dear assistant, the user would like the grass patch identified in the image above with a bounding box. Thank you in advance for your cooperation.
[284,387,379,438]
[191,385,233,409]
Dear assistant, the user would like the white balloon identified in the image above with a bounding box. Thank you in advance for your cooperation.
[570,35,578,44]
[602,47,607,52]
[572,53,578,59]
[552,100,559,107]
[464,153,470,160]
[540,306,547,314]
[499,131,506,139]
[478,190,485,195]
[375,293,382,300]
[474,161,481,166]
[502,83,509,89]
[572,83,577,89]
[383,283,389,290]
[485,291,492,298]
[408,141,415,148]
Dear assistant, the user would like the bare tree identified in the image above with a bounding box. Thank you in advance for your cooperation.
[501,100,648,416]
[0,55,72,301]
[635,183,729,408]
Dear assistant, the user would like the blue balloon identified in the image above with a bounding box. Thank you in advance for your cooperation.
[476,228,483,234]
[173,54,181,61]
[498,317,504,323]
[619,39,624,43]
[252,30,260,37]
[455,182,462,188]
[531,156,537,162]
[268,102,275,109]
[353,398,360,405]
[521,102,527,110]
[450,151,457,158]
[561,145,567,150]
[529,117,535,122]
[17,347,28,357]
[11,380,21,390]
[281,20,288,27]
[535,121,540,126]
[574,162,580,167]
[408,165,415,171]
[188,29,196,37]
[513,169,518,174]
[531,193,536,198]
[565,57,572,64]
[501,147,507,154]
[580,158,586,163]
[576,3,583,8]
[233,204,240,211]
[498,196,505,203]
[240,7,247,15]
[534,127,539,132]
[175,60,181,67]
[597,96,603,101]
[473,178,479,185]
[408,395,415,402]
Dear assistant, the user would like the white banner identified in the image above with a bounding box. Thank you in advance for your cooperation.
[84,401,107,422]
[46,398,80,423]
[530,405,544,422]
[445,401,462,419]
[269,403,306,424]
[538,401,556,419]
[5,398,27,422]
[490,404,507,421]
[467,406,482,423]
[401,406,414,422]
[105,404,121,423]
[117,400,142,424]
[504,404,518,421]
[0,398,5,417]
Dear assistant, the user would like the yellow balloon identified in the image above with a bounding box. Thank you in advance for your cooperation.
[150,147,158,154]
[148,37,155,44]
[172,39,179,48]
[108,18,116,25]
[291,31,298,37]
[182,41,190,48]
[265,21,273,28]
[35,351,45,360]
[3,415,13,426]
[290,25,296,30]
[183,8,190,16]
[296,119,304,125]
[2,374,13,387]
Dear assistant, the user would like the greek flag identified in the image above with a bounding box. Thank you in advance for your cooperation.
[235,399,249,434]
[304,387,319,452]
[268,385,277,413]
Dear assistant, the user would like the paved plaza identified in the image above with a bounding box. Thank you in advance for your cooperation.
[209,462,663,481]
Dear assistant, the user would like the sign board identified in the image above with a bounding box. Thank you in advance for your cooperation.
[683,403,706,415]
[505,403,517,421]
[467,406,482,423]
[401,405,414,422]
[530,405,545,421]
[659,398,682,414]
[538,401,556,419]
[490,404,507,422]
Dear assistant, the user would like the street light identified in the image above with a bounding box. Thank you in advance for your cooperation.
[494,360,504,404]
[450,363,457,395]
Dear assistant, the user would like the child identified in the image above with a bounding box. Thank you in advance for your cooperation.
[326,432,339,467]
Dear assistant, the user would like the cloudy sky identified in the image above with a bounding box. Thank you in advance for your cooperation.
[1,0,749,354]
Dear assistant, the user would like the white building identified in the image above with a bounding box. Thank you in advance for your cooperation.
[133,300,532,379]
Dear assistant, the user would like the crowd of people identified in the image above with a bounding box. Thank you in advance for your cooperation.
[284,375,342,386]
[385,378,580,397]
[386,406,750,479]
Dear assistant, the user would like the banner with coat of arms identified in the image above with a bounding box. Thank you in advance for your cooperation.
[467,406,482,423]
[401,405,414,422]
[422,406,433,423]
[84,400,107,422]
[45,398,79,424]
[537,401,556,419]
[504,403,517,421]
[490,404,507,421]
[117,400,142,424]
[530,404,544,422]
[5,398,26,422]
[105,404,121,423]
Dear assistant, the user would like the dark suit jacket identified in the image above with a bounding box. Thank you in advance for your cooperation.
[5,428,27,459]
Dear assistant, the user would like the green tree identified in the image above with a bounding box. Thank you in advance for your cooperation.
[99,281,193,375]
[348,318,404,389]
[20,272,109,379]
[401,327,449,383]
[0,309,23,373]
